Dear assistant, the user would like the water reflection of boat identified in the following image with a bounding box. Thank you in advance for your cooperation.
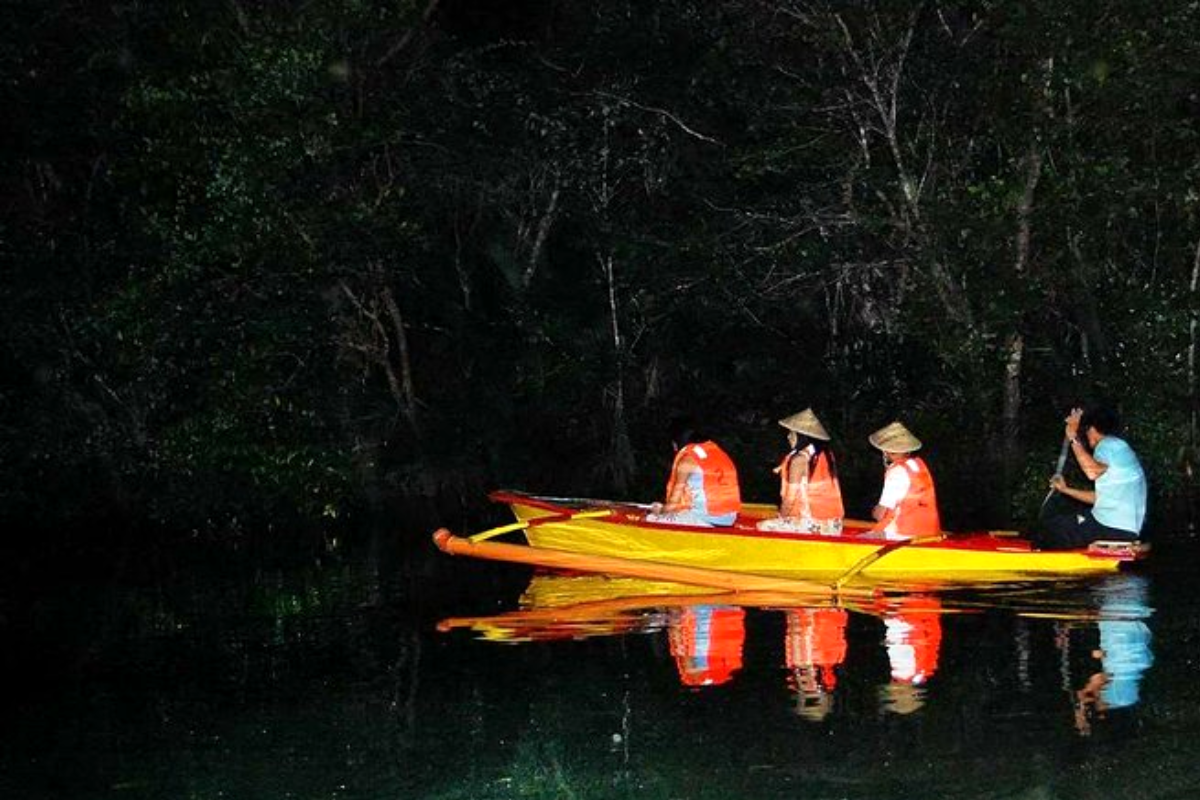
[434,492,1147,590]
[669,606,745,687]
[784,608,848,720]
[876,594,943,715]
[437,571,1154,729]
[436,573,813,643]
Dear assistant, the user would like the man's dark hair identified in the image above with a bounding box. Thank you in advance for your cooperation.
[668,415,706,448]
[1081,405,1122,436]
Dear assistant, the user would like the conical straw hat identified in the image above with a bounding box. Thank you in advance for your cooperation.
[778,408,830,441]
[880,682,925,715]
[868,421,922,453]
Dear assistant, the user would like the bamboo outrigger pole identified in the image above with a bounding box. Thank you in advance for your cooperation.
[432,529,876,599]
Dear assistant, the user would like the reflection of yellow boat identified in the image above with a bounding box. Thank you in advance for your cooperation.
[437,573,819,643]
[435,575,702,642]
[442,574,760,687]
[439,572,1154,726]
[519,574,717,608]
[462,491,1144,584]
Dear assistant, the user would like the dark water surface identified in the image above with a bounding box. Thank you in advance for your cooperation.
[3,526,1199,800]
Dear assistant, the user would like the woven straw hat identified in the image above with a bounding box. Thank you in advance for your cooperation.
[868,421,922,453]
[795,684,833,722]
[778,408,831,441]
[880,682,925,716]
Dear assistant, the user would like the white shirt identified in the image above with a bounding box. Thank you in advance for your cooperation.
[878,460,918,509]
[877,460,922,539]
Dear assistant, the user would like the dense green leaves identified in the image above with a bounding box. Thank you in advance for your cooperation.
[2,0,1197,536]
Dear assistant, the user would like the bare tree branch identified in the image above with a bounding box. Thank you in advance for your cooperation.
[522,170,561,288]
[376,0,442,67]
[591,91,722,145]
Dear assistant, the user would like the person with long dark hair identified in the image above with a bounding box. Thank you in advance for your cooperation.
[646,416,742,527]
[757,409,845,535]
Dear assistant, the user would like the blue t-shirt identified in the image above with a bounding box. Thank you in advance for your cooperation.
[1099,617,1154,709]
[1097,575,1154,709]
[1092,437,1147,535]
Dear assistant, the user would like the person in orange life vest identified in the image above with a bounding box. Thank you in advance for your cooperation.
[785,607,849,721]
[646,417,741,527]
[669,605,746,688]
[876,593,943,715]
[757,408,845,535]
[867,421,942,540]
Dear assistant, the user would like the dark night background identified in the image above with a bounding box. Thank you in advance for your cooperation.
[0,9,1192,798]
[3,0,1199,552]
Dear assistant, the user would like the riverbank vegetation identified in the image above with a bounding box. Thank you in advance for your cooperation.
[4,0,1198,539]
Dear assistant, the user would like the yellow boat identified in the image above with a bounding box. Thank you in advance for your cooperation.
[433,491,1147,586]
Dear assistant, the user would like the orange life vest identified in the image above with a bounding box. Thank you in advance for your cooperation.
[879,595,942,684]
[784,608,848,690]
[778,448,845,520]
[666,441,741,517]
[669,606,745,687]
[876,455,941,536]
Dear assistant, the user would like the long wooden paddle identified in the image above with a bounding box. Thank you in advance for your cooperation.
[468,508,612,543]
[833,533,945,589]
[1040,437,1072,511]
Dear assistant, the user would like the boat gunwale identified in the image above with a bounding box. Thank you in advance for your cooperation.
[488,489,1138,565]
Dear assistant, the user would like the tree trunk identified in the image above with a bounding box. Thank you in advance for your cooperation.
[599,251,635,493]
[338,279,420,440]
[1001,332,1024,491]
[1188,237,1200,477]
[1188,237,1200,533]
[1002,146,1042,493]
[521,170,561,289]
[380,285,420,438]
[834,5,973,328]
[1065,228,1110,385]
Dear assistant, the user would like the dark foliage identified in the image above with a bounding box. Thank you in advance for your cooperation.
[2,0,1197,539]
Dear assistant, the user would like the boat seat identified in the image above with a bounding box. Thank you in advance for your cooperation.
[1086,540,1150,558]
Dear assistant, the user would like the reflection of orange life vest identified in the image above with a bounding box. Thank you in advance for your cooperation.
[880,595,942,684]
[785,608,848,689]
[666,441,741,517]
[669,606,745,687]
[778,449,844,520]
[878,456,941,536]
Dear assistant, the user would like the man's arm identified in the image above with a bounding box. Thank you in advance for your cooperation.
[1068,438,1108,481]
[1064,408,1108,481]
[870,466,908,530]
[662,455,699,512]
[1050,474,1097,506]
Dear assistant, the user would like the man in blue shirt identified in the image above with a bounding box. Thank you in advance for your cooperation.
[1036,405,1147,550]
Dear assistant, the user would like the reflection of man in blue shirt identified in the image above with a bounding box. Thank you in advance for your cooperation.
[1099,613,1153,709]
[1037,405,1147,550]
[1073,575,1154,735]
[1097,575,1154,710]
